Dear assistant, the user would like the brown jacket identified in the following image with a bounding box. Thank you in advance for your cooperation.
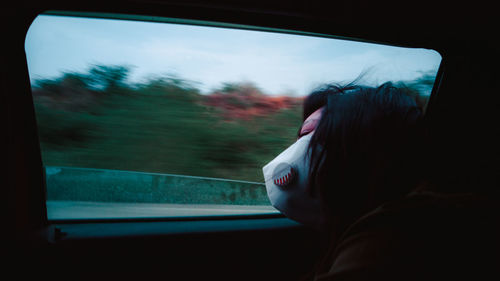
[314,190,499,281]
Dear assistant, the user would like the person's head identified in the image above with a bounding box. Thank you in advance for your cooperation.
[302,81,426,231]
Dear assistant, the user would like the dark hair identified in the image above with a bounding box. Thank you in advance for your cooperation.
[304,82,427,232]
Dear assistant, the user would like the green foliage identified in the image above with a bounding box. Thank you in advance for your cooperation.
[87,64,131,91]
[32,65,302,182]
[32,65,435,182]
[395,70,437,112]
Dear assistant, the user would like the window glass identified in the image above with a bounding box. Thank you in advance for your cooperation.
[25,13,441,220]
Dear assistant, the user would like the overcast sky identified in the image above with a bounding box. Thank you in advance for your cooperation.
[25,15,442,96]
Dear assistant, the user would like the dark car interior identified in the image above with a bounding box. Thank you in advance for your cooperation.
[4,0,498,280]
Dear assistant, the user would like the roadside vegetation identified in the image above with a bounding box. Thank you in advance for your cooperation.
[32,64,435,182]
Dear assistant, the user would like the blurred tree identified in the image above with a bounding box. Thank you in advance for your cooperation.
[31,64,435,182]
[395,71,437,112]
[87,65,132,92]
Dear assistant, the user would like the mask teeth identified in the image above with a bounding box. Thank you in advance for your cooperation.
[273,169,294,186]
[274,172,293,186]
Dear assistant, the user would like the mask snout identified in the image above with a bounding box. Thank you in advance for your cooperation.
[272,162,297,188]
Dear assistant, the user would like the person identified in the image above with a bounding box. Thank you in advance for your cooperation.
[262,81,499,280]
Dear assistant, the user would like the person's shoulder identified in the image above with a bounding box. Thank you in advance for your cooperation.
[316,190,500,281]
[351,188,499,232]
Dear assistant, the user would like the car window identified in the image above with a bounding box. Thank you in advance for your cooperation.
[25,12,442,220]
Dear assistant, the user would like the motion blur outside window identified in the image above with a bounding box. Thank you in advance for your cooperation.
[25,12,442,220]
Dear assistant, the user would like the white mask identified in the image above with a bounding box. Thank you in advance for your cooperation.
[263,133,326,229]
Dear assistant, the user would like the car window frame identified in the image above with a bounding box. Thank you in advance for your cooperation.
[13,7,445,242]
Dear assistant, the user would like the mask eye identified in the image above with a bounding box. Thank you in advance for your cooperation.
[299,107,323,138]
[298,128,313,139]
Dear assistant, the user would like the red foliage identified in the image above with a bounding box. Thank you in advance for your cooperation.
[203,88,303,120]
